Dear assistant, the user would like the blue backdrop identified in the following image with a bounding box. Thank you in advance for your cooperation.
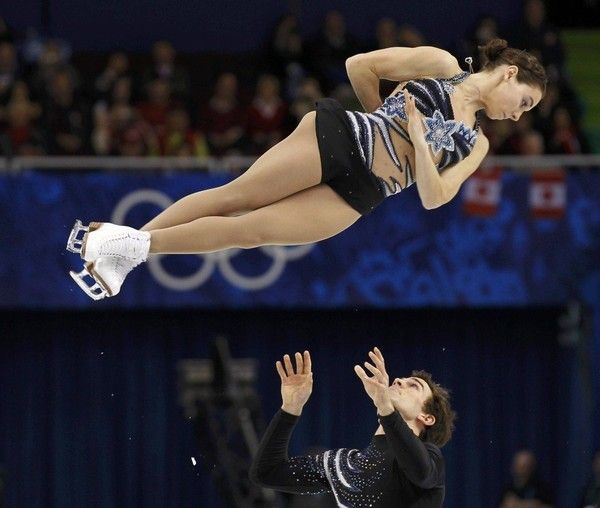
[0,172,598,309]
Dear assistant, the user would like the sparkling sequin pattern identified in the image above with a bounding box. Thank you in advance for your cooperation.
[290,444,388,507]
[422,110,459,155]
[345,70,478,198]
[288,454,330,495]
[379,95,408,121]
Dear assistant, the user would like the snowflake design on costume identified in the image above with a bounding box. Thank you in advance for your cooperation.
[380,95,407,121]
[422,109,459,155]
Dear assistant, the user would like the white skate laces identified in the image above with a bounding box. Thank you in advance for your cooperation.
[66,219,151,299]
[82,223,150,263]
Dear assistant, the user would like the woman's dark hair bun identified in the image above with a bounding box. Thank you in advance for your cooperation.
[481,38,508,62]
[476,38,547,95]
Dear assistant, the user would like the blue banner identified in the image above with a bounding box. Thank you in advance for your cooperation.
[0,171,598,308]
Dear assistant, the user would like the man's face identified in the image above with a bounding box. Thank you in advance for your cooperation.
[388,376,434,425]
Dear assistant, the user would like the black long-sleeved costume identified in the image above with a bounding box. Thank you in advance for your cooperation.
[250,409,445,507]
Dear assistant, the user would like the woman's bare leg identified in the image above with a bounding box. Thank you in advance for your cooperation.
[148,184,361,253]
[141,112,322,231]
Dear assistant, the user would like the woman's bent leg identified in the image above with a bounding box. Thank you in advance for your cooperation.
[141,112,322,231]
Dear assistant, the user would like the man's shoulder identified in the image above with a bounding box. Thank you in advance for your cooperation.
[423,441,442,453]
[423,441,444,461]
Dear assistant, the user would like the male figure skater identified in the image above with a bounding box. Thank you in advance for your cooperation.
[250,348,456,507]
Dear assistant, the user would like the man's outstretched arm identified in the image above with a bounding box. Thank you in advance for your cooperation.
[249,351,330,494]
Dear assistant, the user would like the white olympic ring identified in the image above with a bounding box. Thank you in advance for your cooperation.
[111,189,315,291]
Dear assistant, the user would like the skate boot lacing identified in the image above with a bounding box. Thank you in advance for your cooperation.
[95,232,150,261]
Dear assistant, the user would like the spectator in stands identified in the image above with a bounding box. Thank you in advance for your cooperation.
[162,107,209,157]
[200,72,247,156]
[247,74,288,155]
[142,40,190,102]
[4,80,41,127]
[531,80,560,139]
[110,105,158,157]
[289,77,323,125]
[373,17,399,50]
[117,120,158,157]
[514,0,565,82]
[547,106,589,154]
[397,24,426,48]
[477,115,512,155]
[30,40,79,101]
[42,68,88,154]
[519,129,546,156]
[94,103,134,155]
[92,76,135,154]
[458,15,502,70]
[499,449,554,508]
[19,27,45,71]
[497,114,536,155]
[108,76,133,109]
[580,450,600,508]
[137,78,175,143]
[0,42,19,108]
[94,75,133,115]
[0,99,46,155]
[94,52,131,102]
[267,14,307,99]
[91,108,112,155]
[0,17,15,44]
[308,10,361,94]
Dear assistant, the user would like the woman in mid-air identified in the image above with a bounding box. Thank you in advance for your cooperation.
[66,38,546,299]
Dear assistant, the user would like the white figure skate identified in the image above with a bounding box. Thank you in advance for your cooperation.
[66,219,150,263]
[69,257,139,300]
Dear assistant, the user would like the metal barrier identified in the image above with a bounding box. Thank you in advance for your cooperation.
[0,154,599,173]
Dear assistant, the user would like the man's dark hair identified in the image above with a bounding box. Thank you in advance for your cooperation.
[412,370,456,448]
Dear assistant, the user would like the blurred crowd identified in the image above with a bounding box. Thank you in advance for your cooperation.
[497,448,600,508]
[0,0,591,160]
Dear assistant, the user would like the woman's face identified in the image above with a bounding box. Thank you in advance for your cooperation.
[484,66,543,122]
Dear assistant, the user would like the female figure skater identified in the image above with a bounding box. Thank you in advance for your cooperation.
[249,348,456,507]
[66,38,546,299]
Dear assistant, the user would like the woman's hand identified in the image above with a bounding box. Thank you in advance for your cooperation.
[277,351,313,416]
[354,347,395,416]
[403,89,426,148]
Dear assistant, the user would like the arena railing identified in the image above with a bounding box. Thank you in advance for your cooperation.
[0,155,599,173]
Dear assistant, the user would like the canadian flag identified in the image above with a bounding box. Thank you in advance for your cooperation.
[463,166,503,217]
[529,169,566,219]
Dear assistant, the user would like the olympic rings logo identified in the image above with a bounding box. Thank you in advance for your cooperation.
[111,189,315,291]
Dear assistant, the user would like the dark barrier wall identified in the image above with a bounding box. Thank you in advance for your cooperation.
[0,307,590,508]
[3,1,522,52]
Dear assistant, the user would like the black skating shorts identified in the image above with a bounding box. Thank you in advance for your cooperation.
[315,98,385,216]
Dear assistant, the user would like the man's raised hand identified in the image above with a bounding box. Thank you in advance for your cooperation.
[354,347,395,416]
[277,351,313,416]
